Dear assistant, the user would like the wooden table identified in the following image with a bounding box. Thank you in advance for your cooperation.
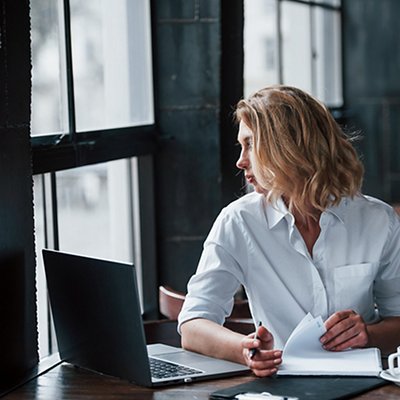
[4,320,400,399]
[3,361,400,400]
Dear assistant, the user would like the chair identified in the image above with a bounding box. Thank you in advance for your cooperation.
[158,285,254,335]
[159,285,186,320]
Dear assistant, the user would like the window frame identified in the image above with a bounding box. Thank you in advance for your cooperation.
[243,0,342,107]
[32,126,158,174]
[31,0,159,174]
[31,0,159,358]
[277,0,342,106]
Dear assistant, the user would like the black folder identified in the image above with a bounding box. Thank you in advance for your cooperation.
[210,376,388,399]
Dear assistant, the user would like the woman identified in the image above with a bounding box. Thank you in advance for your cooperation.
[178,85,400,377]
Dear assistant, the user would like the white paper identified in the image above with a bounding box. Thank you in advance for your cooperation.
[277,313,382,376]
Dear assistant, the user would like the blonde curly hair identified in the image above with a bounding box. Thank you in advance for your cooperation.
[235,85,364,218]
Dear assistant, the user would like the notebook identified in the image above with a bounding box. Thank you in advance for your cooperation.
[42,249,249,387]
[277,313,382,376]
[210,376,388,399]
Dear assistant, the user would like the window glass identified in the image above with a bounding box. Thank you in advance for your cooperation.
[314,7,342,106]
[31,0,154,136]
[31,0,68,135]
[56,160,133,262]
[34,159,142,358]
[281,2,313,94]
[244,0,342,106]
[70,0,154,132]
[244,0,278,96]
[31,0,154,358]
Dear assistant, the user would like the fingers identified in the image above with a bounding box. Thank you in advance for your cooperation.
[242,326,274,353]
[242,348,282,377]
[321,310,369,351]
[324,309,356,330]
[256,325,274,343]
[241,326,281,377]
[328,331,369,351]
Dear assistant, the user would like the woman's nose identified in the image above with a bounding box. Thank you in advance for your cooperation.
[236,150,248,170]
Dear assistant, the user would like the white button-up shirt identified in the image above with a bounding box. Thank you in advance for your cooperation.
[178,192,400,349]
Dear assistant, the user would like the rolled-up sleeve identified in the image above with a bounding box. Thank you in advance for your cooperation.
[178,210,248,333]
[374,210,400,317]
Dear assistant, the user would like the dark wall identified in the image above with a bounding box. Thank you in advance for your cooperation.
[343,0,400,202]
[0,0,38,392]
[152,0,243,292]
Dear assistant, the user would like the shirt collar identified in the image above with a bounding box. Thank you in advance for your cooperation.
[265,197,290,229]
[324,198,347,224]
[265,196,347,229]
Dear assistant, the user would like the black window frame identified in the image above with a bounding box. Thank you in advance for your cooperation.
[31,0,159,357]
[31,0,159,175]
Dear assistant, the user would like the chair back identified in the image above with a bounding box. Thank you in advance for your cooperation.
[159,285,185,320]
[159,285,251,319]
[158,285,254,335]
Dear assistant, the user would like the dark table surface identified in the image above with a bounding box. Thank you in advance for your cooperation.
[3,361,400,400]
[4,320,400,399]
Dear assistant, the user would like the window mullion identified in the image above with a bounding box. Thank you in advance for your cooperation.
[49,172,60,354]
[310,5,317,94]
[62,0,77,142]
[131,155,158,319]
[50,172,60,251]
[40,173,60,356]
[277,0,283,84]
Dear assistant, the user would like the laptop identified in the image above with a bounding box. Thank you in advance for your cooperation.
[42,249,249,387]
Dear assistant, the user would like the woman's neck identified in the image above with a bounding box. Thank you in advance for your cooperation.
[287,201,322,257]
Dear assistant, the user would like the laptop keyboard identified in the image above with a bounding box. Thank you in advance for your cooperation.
[149,357,203,379]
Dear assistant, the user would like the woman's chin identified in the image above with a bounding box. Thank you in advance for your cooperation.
[253,183,267,194]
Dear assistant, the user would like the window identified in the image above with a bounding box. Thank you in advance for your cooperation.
[31,0,154,136]
[244,0,342,107]
[31,0,157,358]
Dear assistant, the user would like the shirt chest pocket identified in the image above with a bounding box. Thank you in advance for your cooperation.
[333,263,377,318]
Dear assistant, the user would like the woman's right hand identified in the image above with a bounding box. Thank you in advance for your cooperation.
[241,325,282,377]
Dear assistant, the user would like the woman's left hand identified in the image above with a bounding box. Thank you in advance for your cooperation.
[320,309,369,351]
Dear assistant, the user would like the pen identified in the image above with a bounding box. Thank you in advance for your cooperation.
[249,321,262,359]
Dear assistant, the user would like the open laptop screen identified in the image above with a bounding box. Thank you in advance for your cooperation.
[42,249,153,386]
